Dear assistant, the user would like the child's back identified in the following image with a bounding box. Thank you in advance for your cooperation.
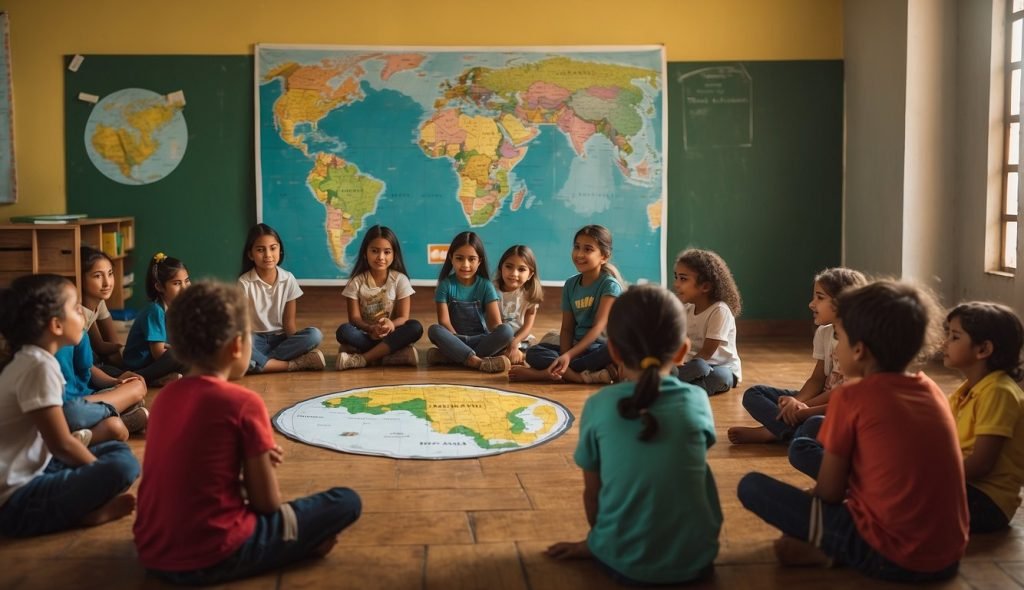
[820,371,966,569]
[135,375,273,570]
[578,376,721,581]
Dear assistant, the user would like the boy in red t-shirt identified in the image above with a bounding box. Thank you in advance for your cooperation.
[133,281,361,585]
[737,280,968,582]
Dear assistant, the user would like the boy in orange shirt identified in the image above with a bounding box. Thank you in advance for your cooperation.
[738,281,968,582]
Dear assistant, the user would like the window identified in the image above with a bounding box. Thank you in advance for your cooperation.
[1003,0,1022,270]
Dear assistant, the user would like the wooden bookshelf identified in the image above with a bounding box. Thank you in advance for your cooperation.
[0,217,136,309]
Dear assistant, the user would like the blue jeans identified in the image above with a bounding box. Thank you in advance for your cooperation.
[524,341,612,373]
[427,323,514,364]
[62,398,117,431]
[248,328,322,373]
[788,416,825,478]
[0,441,139,537]
[742,385,798,439]
[966,484,1010,533]
[149,487,361,585]
[336,320,423,353]
[737,472,959,582]
[677,358,736,395]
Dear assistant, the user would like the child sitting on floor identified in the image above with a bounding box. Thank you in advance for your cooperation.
[134,281,361,585]
[737,280,967,582]
[943,301,1024,533]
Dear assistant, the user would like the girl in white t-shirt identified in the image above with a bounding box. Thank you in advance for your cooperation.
[335,226,423,370]
[0,274,139,537]
[728,267,867,444]
[80,247,123,365]
[238,224,325,373]
[493,245,542,366]
[672,249,742,395]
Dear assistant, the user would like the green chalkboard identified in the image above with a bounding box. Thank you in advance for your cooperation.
[64,55,254,309]
[668,61,843,320]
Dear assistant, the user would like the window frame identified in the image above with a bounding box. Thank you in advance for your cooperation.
[1002,0,1022,271]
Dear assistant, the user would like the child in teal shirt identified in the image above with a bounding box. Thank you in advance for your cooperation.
[545,285,721,584]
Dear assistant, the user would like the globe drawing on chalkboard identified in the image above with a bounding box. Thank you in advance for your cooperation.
[84,88,187,185]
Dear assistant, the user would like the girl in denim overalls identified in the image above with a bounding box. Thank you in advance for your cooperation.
[426,232,514,373]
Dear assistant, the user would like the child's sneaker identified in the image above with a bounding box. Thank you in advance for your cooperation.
[120,405,149,434]
[72,428,93,447]
[336,352,368,371]
[580,368,613,384]
[479,356,512,373]
[382,346,419,367]
[426,347,450,366]
[288,349,326,372]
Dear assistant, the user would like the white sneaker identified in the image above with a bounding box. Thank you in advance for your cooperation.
[336,352,368,371]
[72,429,93,447]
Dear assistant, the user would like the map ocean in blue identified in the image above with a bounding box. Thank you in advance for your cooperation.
[258,48,665,285]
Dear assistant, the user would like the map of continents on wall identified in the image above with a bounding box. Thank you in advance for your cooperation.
[256,45,665,285]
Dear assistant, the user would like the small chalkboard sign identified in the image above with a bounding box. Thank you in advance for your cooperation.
[680,65,753,150]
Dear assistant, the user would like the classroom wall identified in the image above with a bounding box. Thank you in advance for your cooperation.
[844,0,908,279]
[846,0,1023,309]
[0,0,842,218]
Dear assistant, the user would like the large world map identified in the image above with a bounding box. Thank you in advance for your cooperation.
[256,45,665,285]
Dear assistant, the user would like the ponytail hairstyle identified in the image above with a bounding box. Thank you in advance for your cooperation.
[146,252,188,301]
[814,267,868,304]
[494,245,543,306]
[240,223,285,276]
[436,231,490,283]
[607,285,688,442]
[0,274,73,350]
[350,225,408,279]
[575,225,624,284]
[675,248,741,317]
[946,302,1024,381]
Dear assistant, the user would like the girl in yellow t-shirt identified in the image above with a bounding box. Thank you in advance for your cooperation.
[944,301,1024,533]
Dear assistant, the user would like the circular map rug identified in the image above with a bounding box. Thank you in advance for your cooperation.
[272,384,574,459]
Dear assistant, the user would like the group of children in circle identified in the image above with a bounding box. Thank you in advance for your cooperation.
[105,221,745,396]
[0,217,1021,586]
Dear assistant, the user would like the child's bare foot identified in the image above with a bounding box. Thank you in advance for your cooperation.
[508,365,561,382]
[773,535,830,566]
[80,493,136,527]
[313,535,338,557]
[728,426,777,444]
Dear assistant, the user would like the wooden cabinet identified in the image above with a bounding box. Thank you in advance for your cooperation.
[0,217,136,309]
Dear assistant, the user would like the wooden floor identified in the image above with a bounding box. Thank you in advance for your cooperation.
[1,294,1023,590]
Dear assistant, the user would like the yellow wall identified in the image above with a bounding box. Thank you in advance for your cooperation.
[0,0,842,218]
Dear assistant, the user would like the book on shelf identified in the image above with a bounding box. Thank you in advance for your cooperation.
[9,213,88,224]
